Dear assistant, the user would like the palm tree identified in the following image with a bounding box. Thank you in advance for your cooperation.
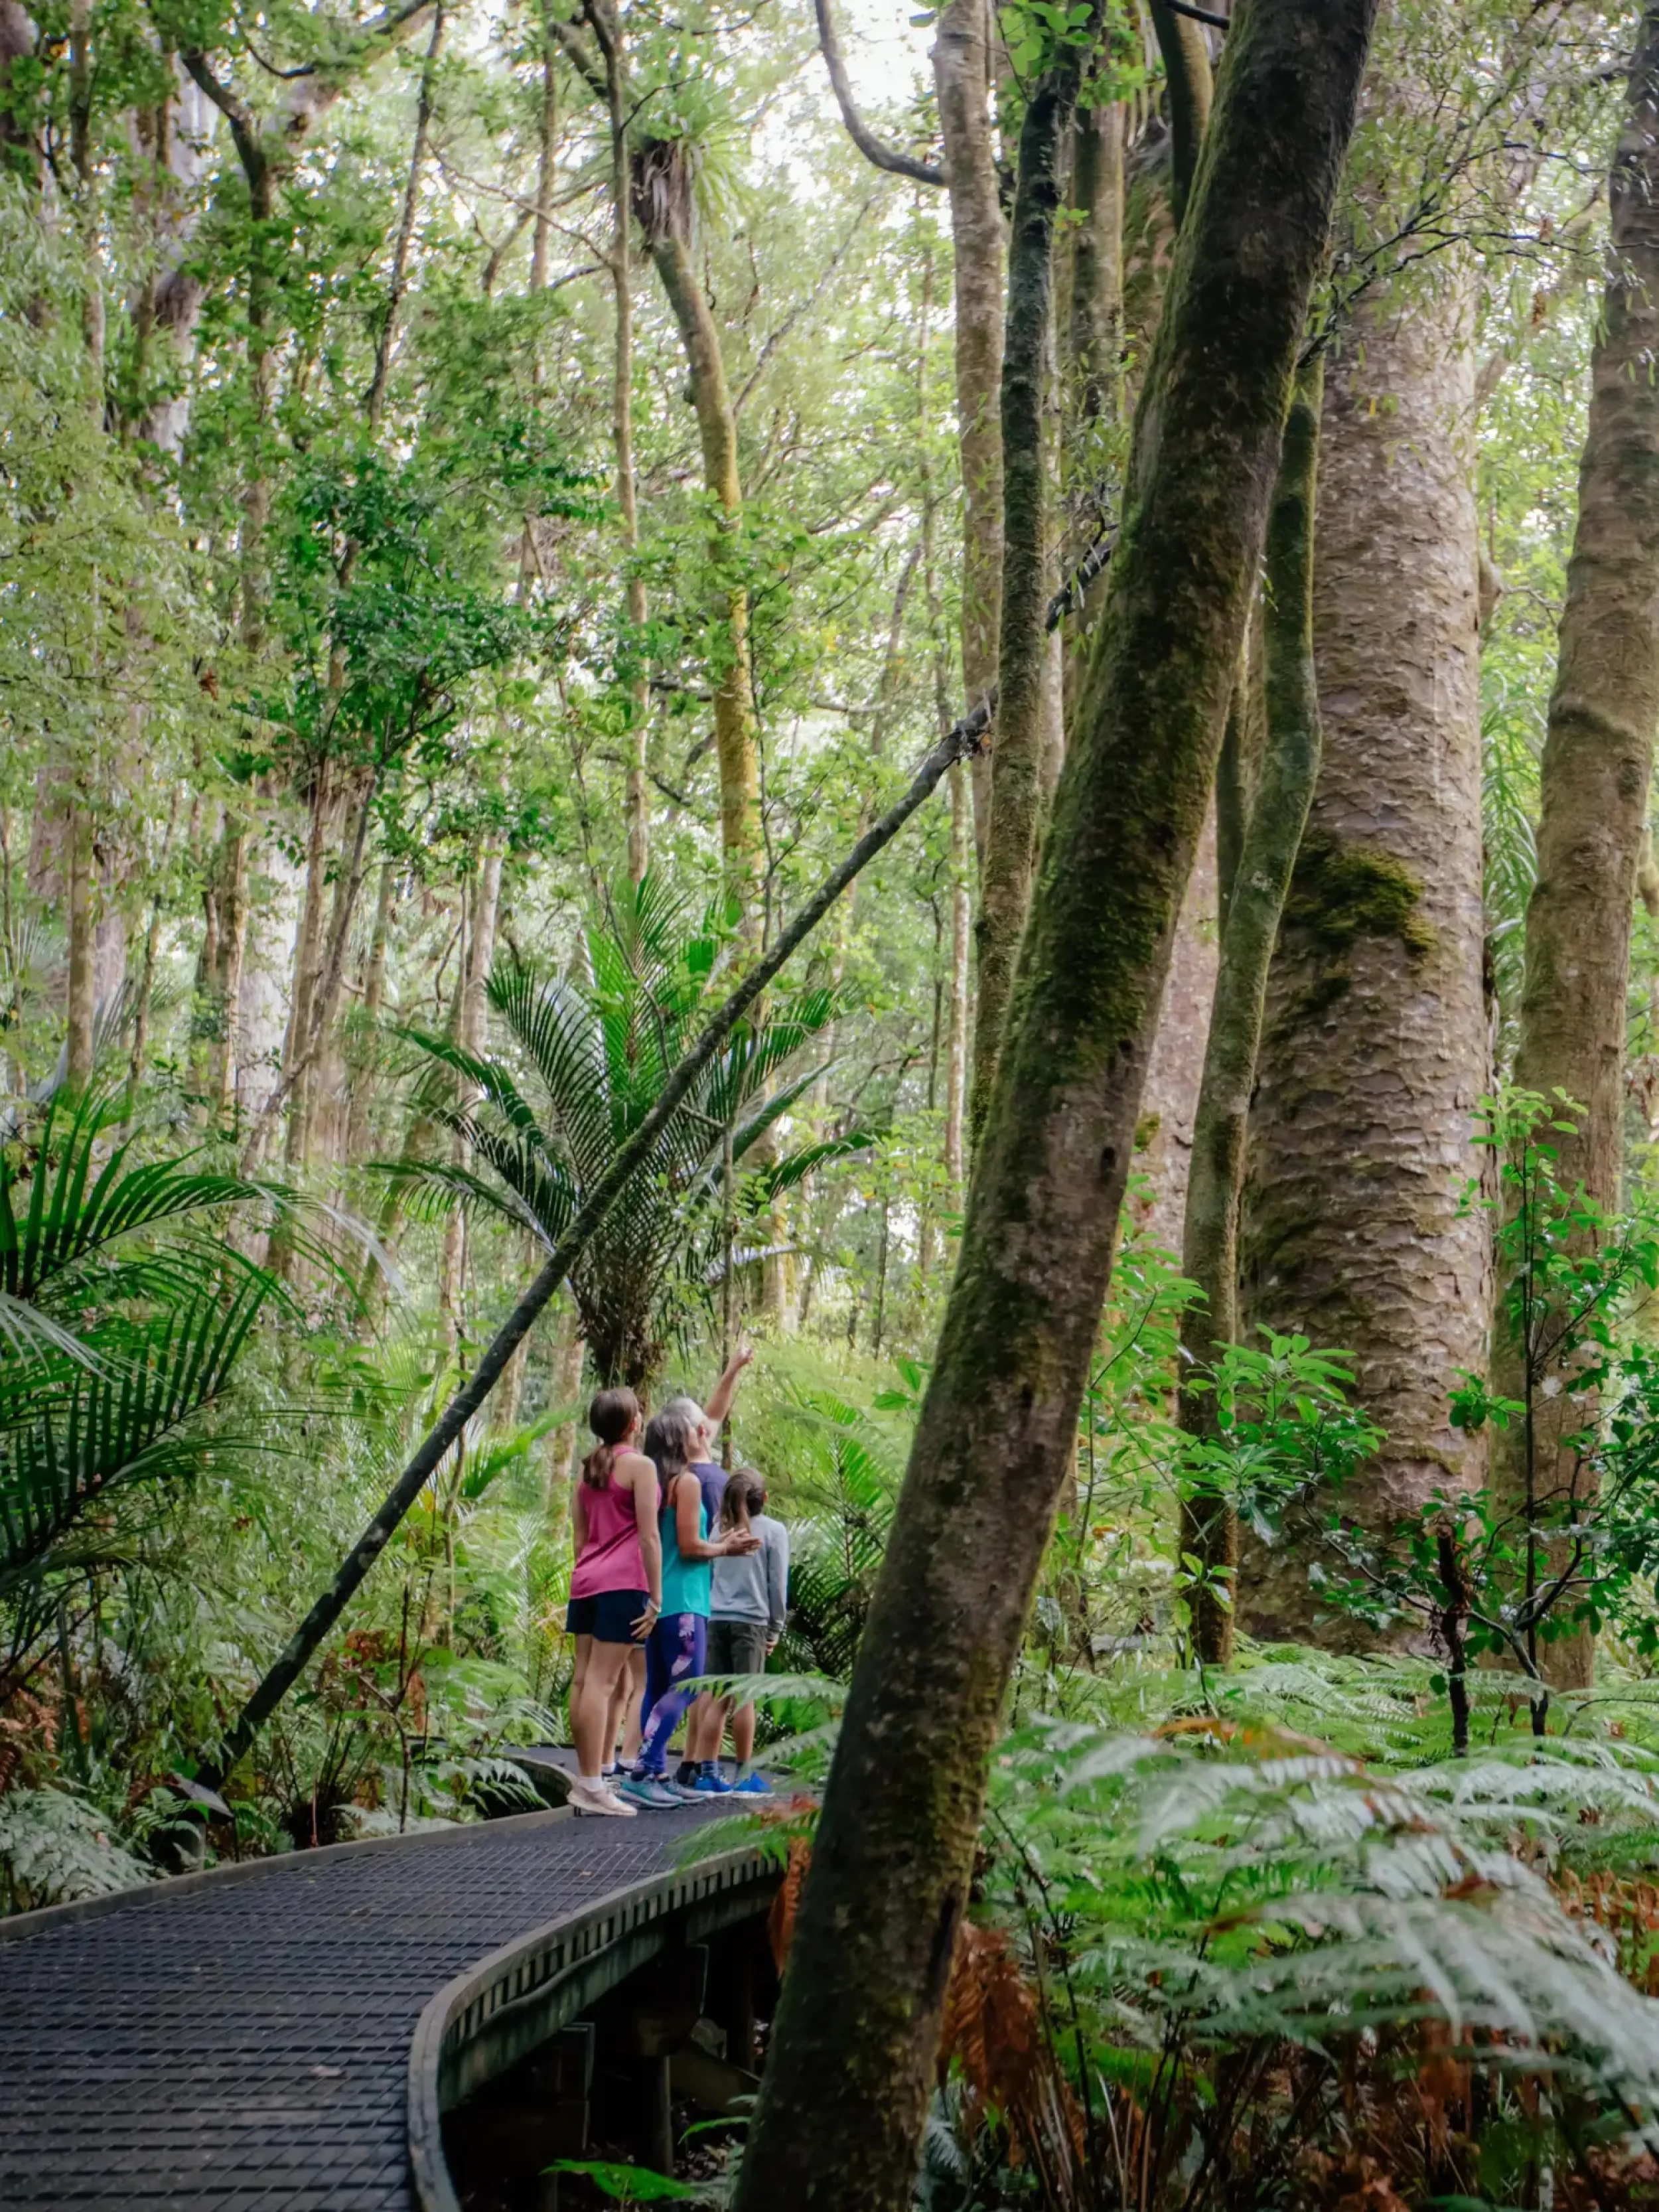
[0,1085,291,1694]
[382,877,861,1387]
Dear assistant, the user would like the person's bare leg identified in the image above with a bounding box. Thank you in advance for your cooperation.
[568,1634,592,1745]
[733,1700,757,1767]
[685,1694,717,1766]
[575,1643,630,1779]
[603,1667,628,1771]
[620,1645,646,1763]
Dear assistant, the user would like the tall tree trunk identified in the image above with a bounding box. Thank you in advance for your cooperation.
[932,0,1004,863]
[125,789,182,1120]
[1068,100,1125,437]
[591,5,652,885]
[727,5,1378,2205]
[1502,7,1659,1691]
[364,3,444,435]
[641,201,763,920]
[65,799,96,1094]
[1179,358,1324,1667]
[206,810,249,1120]
[344,855,396,1167]
[1240,259,1486,1641]
[969,58,1081,1140]
[360,936,465,1333]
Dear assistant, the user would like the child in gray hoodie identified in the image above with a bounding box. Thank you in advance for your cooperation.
[707,1470,789,1793]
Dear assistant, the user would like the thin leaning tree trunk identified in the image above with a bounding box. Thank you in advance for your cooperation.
[644,216,764,922]
[1149,0,1214,226]
[727,4,1379,2207]
[364,2,444,435]
[970,54,1082,1140]
[1178,355,1324,1667]
[932,0,1004,864]
[1502,5,1659,1690]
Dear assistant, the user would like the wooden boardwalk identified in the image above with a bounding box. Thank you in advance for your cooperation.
[0,1795,736,2209]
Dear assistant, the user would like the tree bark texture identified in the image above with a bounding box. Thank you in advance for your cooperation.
[970,56,1082,1143]
[945,761,972,1201]
[1500,7,1659,1692]
[727,7,1378,2207]
[1179,358,1324,1666]
[932,0,1005,863]
[1240,267,1487,1642]
[1068,100,1125,435]
[1129,807,1218,1258]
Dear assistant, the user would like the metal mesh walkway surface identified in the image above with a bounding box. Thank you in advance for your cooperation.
[0,1799,725,2211]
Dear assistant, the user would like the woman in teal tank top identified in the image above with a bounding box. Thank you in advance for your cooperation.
[621,1408,758,1806]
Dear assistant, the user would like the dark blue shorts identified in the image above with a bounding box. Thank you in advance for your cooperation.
[565,1589,649,1643]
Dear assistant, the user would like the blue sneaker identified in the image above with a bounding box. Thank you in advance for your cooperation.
[729,1772,772,1796]
[692,1769,733,1795]
[616,1773,680,1811]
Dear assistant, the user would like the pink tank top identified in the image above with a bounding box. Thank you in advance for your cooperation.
[571,1455,656,1597]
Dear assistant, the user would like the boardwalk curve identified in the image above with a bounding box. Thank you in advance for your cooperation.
[0,1797,772,2209]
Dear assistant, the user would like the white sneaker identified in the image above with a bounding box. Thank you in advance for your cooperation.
[569,1777,636,1818]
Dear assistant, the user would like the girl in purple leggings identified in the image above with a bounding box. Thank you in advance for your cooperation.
[618,1408,758,1810]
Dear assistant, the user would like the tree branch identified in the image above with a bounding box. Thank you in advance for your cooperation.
[551,13,608,102]
[814,0,944,187]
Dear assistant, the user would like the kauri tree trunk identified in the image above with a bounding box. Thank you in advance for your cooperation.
[1502,7,1659,1690]
[727,5,1378,2205]
[1240,256,1488,1641]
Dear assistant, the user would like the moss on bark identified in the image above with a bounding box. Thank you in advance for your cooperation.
[971,50,1085,1141]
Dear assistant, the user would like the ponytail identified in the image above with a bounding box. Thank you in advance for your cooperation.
[582,1386,640,1489]
[721,1469,765,1533]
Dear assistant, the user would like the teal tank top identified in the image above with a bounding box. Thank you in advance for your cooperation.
[659,1473,713,1616]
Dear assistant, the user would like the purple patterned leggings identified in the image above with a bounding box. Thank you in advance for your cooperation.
[634,1610,707,1774]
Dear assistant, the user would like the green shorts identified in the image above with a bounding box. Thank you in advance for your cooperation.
[707,1617,768,1682]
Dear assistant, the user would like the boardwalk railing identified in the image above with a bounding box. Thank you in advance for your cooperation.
[408,1844,778,2212]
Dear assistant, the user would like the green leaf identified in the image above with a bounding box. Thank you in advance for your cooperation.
[545,2161,702,2201]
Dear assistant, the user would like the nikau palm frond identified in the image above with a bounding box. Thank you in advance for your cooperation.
[0,1272,271,1591]
[380,876,865,1384]
[0,1084,287,1307]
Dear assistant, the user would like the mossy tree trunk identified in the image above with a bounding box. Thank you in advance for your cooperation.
[970,49,1086,1139]
[645,222,763,922]
[932,0,1004,865]
[1179,357,1323,1666]
[1240,254,1487,1640]
[1502,6,1659,1691]
[1149,0,1214,226]
[727,5,1378,2206]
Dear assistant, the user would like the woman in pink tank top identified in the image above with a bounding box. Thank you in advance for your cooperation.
[565,1388,661,1816]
